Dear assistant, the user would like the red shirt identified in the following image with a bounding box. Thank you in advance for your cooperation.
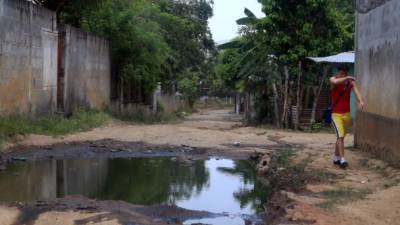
[330,78,353,113]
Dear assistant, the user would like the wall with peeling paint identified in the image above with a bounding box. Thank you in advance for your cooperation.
[0,0,111,116]
[355,0,400,163]
[0,0,58,114]
[63,26,110,115]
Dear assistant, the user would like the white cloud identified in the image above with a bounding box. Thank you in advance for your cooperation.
[209,0,263,42]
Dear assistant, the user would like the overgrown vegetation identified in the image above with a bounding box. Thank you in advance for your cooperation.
[304,122,324,133]
[262,149,310,193]
[275,149,297,167]
[195,97,234,109]
[310,170,342,183]
[111,108,190,124]
[0,110,111,149]
[318,187,371,209]
[261,149,343,194]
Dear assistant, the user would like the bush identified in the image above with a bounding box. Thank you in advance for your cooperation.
[111,107,184,124]
[318,187,371,209]
[304,121,324,133]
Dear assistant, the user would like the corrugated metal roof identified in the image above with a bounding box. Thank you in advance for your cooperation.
[307,52,354,63]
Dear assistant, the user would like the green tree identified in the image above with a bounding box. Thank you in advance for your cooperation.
[81,0,170,97]
[177,70,200,108]
[156,0,216,102]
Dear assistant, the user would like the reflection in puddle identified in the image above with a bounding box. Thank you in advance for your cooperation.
[0,157,267,225]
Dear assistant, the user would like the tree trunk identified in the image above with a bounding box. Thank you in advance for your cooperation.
[235,93,240,114]
[119,77,124,112]
[295,61,303,130]
[288,94,292,128]
[310,65,328,123]
[245,92,251,117]
[304,87,311,110]
[272,83,281,128]
[281,65,290,128]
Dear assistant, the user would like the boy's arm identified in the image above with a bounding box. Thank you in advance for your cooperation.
[330,76,355,85]
[352,82,365,110]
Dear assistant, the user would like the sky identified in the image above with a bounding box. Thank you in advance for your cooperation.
[209,0,264,44]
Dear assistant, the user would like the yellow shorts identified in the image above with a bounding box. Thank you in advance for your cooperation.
[332,113,351,138]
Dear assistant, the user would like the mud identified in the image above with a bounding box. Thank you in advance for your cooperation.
[7,195,213,225]
[0,139,253,171]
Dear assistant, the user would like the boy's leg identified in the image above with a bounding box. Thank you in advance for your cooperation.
[339,113,351,168]
[340,113,351,158]
[335,141,340,157]
[337,137,345,158]
[332,114,347,167]
[334,139,341,164]
[332,114,342,158]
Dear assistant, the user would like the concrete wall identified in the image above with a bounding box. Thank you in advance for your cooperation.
[148,84,183,113]
[0,0,58,114]
[355,0,400,163]
[63,26,111,115]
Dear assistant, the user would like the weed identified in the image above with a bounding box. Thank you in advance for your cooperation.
[276,148,296,167]
[195,97,233,109]
[317,187,371,209]
[358,158,370,167]
[374,165,391,177]
[304,122,324,133]
[262,149,310,193]
[310,170,341,183]
[113,110,183,124]
[0,110,111,149]
[383,180,399,189]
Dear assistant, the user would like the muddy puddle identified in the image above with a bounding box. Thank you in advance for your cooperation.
[0,157,268,225]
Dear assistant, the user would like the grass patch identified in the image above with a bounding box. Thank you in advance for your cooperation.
[116,111,182,124]
[0,110,111,148]
[383,180,400,189]
[112,107,188,124]
[310,170,342,183]
[275,148,296,167]
[195,97,233,109]
[112,103,195,124]
[317,187,371,209]
[262,149,311,193]
[358,158,370,167]
[304,122,324,133]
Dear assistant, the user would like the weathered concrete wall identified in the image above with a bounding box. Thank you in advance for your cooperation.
[0,0,58,114]
[154,86,183,113]
[63,26,110,115]
[355,0,400,162]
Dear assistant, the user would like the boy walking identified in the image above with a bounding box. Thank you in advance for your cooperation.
[329,65,364,169]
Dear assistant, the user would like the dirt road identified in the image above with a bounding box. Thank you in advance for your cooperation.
[1,109,399,225]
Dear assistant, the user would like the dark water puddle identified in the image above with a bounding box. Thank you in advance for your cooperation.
[0,157,267,225]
